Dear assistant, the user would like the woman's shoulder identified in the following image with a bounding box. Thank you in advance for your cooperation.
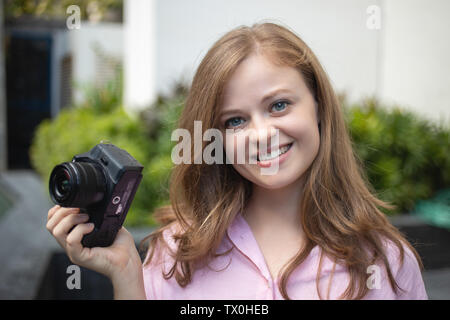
[141,219,187,299]
[366,236,428,299]
[380,236,420,275]
[143,219,186,265]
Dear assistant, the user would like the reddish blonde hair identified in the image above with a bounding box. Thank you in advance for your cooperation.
[141,21,423,299]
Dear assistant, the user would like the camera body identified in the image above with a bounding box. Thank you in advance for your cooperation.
[49,143,144,248]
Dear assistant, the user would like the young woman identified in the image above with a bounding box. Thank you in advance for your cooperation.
[46,22,428,300]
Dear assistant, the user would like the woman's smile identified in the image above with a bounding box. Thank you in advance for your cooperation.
[256,142,294,168]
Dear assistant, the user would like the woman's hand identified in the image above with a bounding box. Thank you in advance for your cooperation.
[46,205,146,298]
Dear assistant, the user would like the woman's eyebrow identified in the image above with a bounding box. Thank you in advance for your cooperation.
[260,88,293,104]
[220,88,294,116]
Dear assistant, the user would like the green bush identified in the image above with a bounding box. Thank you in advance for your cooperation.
[345,98,450,215]
[31,74,449,226]
[30,77,185,227]
[30,105,152,226]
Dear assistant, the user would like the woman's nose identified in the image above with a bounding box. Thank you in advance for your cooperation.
[248,117,279,150]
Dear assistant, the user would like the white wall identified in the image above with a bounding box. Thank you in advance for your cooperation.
[156,0,381,106]
[74,0,449,126]
[69,22,123,105]
[123,0,156,113]
[381,0,450,125]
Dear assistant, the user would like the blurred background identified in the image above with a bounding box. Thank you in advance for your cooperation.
[0,0,448,299]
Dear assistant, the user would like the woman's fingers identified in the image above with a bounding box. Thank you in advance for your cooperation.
[46,205,97,268]
[47,205,60,220]
[52,212,90,240]
[46,207,141,280]
[46,207,80,233]
[46,206,91,251]
[66,222,95,264]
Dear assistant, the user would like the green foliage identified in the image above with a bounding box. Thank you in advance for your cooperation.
[30,105,152,226]
[345,98,450,215]
[133,89,186,225]
[30,73,185,227]
[4,0,122,21]
[31,74,449,226]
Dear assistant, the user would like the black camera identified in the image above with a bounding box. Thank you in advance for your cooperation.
[49,143,144,248]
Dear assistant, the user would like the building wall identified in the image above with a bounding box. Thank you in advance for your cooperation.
[70,1,449,126]
[381,0,450,125]
[69,22,123,105]
[155,0,381,106]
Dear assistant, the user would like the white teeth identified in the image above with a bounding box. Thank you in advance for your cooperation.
[260,151,280,161]
[258,143,292,161]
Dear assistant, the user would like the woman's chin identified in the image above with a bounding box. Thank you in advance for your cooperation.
[247,169,304,190]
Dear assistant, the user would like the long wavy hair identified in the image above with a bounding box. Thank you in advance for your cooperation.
[140,21,423,300]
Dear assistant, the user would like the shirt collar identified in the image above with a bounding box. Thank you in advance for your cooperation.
[226,211,274,281]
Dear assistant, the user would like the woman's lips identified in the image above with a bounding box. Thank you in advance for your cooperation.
[256,142,294,167]
[254,142,293,161]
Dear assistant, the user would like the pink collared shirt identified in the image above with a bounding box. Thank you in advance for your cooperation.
[143,212,428,299]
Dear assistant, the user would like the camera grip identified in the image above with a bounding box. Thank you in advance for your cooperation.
[81,216,120,248]
[81,171,143,248]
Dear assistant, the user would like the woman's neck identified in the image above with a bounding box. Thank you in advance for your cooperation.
[242,178,305,235]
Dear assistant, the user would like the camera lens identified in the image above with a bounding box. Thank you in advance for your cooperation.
[54,168,72,200]
[49,161,107,207]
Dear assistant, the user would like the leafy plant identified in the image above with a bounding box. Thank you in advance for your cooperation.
[30,105,154,226]
[4,0,122,21]
[30,68,185,226]
[31,75,449,227]
[345,97,450,215]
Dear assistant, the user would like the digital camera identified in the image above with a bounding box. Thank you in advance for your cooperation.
[49,143,144,248]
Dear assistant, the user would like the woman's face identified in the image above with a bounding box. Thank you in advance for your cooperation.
[219,53,321,189]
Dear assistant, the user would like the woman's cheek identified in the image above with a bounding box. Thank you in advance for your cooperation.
[224,133,245,164]
[296,121,321,158]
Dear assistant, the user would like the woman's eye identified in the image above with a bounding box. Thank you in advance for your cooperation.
[224,117,244,128]
[223,100,290,128]
[271,100,289,112]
